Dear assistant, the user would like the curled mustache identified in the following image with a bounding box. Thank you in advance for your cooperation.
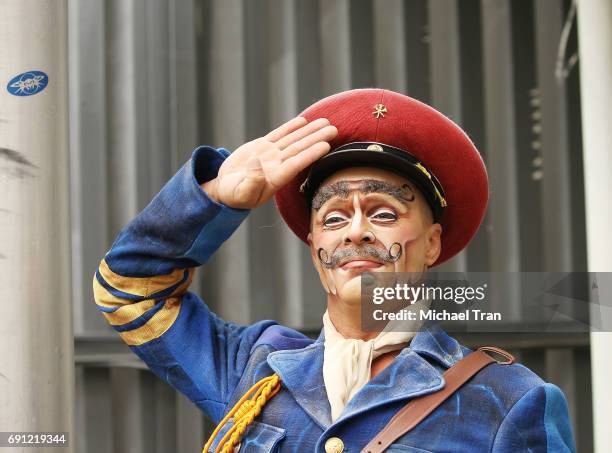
[318,242,402,269]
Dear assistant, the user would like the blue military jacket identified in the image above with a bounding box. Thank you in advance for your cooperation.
[93,146,576,452]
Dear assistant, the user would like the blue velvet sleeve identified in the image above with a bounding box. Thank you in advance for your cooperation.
[92,145,277,423]
[492,383,576,452]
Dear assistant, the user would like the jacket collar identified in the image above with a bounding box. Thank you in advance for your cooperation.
[409,322,466,368]
[267,341,330,429]
[266,323,465,429]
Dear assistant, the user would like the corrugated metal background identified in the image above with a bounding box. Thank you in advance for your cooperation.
[69,0,592,451]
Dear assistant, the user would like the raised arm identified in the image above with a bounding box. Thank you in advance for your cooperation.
[92,117,337,422]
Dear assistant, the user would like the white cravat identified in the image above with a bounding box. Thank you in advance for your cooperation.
[322,303,428,422]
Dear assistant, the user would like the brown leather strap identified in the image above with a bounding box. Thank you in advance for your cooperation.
[361,346,515,453]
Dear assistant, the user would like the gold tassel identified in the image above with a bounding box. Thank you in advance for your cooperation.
[202,373,282,453]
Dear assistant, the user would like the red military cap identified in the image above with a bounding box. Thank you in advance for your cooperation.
[274,88,488,267]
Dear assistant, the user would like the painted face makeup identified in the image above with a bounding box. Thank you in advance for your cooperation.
[310,173,433,302]
[316,242,404,297]
[317,242,402,269]
[311,180,416,211]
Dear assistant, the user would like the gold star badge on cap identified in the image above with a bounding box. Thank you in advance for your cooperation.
[372,103,387,118]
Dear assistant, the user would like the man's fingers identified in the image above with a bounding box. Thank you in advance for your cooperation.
[275,118,331,150]
[277,141,331,184]
[281,125,337,161]
[265,116,308,142]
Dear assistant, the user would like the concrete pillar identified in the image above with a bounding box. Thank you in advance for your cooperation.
[0,0,74,450]
[576,0,612,451]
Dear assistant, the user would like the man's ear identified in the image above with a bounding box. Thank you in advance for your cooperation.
[425,223,442,266]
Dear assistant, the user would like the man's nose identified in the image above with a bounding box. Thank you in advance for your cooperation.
[343,212,375,244]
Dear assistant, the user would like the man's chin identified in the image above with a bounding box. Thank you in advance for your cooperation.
[333,275,366,306]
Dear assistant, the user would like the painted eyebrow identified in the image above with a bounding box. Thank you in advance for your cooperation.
[311,179,415,211]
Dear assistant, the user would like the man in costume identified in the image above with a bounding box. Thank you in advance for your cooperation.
[93,89,575,452]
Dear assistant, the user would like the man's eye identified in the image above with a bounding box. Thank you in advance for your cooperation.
[371,211,397,221]
[323,215,347,227]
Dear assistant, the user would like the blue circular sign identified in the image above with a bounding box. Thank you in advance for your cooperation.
[7,70,49,96]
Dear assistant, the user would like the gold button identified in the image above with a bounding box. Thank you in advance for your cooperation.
[325,437,344,453]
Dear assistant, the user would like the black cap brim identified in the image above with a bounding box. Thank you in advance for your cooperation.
[302,142,446,222]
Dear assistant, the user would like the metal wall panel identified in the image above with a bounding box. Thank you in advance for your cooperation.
[481,0,521,320]
[68,0,591,450]
[535,0,573,272]
[69,0,110,335]
[429,0,467,272]
[319,0,351,94]
[373,0,407,92]
[459,0,489,272]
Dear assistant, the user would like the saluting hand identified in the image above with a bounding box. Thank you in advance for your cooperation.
[202,117,338,209]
